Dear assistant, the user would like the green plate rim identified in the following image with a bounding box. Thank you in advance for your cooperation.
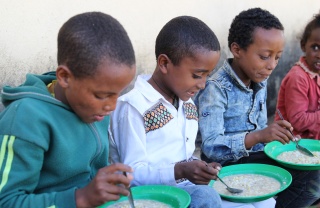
[209,163,292,203]
[98,185,191,208]
[264,139,320,170]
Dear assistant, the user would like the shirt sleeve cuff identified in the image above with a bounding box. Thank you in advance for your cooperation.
[159,163,176,185]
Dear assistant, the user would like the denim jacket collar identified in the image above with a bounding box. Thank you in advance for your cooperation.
[219,59,267,92]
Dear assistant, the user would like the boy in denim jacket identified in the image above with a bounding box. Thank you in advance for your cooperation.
[195,7,320,208]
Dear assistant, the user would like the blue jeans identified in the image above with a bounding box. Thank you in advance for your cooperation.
[179,185,222,208]
[202,151,320,208]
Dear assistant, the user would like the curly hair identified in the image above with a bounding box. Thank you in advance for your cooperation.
[155,16,220,66]
[57,12,135,78]
[300,12,320,48]
[228,8,284,50]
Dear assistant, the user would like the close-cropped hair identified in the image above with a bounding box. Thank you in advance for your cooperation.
[300,12,320,48]
[155,16,220,66]
[57,12,135,78]
[228,8,284,50]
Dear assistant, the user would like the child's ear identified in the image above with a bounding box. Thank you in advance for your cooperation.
[230,42,241,58]
[56,65,72,88]
[157,54,170,74]
[300,41,306,52]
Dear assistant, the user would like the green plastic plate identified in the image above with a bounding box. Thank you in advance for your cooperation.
[209,164,292,203]
[98,185,191,208]
[264,139,320,170]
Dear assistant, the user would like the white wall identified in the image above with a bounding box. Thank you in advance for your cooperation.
[1,0,320,111]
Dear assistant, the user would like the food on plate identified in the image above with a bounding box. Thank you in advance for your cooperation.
[277,150,320,164]
[213,174,281,197]
[107,199,171,208]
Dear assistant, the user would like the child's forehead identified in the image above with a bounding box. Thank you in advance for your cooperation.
[185,48,218,58]
[309,27,320,39]
[251,28,284,42]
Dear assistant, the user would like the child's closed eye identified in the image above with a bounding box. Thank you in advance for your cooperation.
[94,93,112,100]
[192,73,203,79]
[259,55,270,60]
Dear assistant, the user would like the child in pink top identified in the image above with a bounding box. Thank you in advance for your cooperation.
[275,13,320,140]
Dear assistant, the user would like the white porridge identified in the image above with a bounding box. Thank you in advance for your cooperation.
[213,174,281,197]
[107,199,171,208]
[277,150,320,164]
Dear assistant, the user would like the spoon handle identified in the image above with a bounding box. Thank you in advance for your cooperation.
[276,110,295,137]
[123,172,135,208]
[276,109,314,157]
[216,175,229,187]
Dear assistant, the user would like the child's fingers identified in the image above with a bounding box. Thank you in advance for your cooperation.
[201,162,219,180]
[102,163,133,175]
[95,169,132,187]
[104,184,130,197]
[275,119,292,129]
[210,162,221,171]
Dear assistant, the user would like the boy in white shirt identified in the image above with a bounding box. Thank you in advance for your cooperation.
[110,15,221,208]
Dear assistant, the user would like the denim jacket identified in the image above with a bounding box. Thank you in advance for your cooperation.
[194,59,267,165]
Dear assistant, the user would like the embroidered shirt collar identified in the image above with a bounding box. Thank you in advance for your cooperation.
[135,74,184,107]
[296,57,320,87]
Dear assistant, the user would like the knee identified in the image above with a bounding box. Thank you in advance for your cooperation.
[190,185,222,208]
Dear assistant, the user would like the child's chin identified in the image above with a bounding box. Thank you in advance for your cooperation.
[80,117,97,123]
[181,97,190,102]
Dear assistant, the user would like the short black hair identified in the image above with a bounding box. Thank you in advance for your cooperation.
[228,8,284,50]
[57,12,135,78]
[301,12,320,48]
[155,16,220,66]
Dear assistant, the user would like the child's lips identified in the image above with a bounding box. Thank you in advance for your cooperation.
[187,91,196,97]
[93,112,111,121]
[94,115,104,121]
[314,62,320,70]
[260,73,271,79]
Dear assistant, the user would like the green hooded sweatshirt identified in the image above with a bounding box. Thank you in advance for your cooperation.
[0,72,110,208]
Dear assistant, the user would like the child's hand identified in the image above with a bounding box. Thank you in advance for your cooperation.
[174,160,220,185]
[208,162,222,174]
[245,120,294,148]
[75,163,133,207]
[260,120,294,144]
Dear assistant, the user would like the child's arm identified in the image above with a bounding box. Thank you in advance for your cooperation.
[197,81,249,164]
[0,134,74,208]
[279,69,320,137]
[75,163,133,207]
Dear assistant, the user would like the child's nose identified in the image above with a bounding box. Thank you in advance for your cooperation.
[267,59,278,70]
[103,98,117,112]
[197,79,206,90]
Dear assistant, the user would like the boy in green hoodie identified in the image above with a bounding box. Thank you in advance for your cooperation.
[0,12,136,208]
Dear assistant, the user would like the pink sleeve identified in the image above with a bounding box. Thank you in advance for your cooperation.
[284,69,320,136]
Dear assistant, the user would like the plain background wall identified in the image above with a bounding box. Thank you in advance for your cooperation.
[1,0,320,118]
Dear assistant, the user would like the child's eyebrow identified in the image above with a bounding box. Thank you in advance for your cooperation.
[94,91,115,95]
[194,69,210,72]
[259,49,283,53]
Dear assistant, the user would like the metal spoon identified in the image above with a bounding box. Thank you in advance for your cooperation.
[217,175,243,194]
[204,162,243,194]
[276,109,314,157]
[123,172,135,208]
